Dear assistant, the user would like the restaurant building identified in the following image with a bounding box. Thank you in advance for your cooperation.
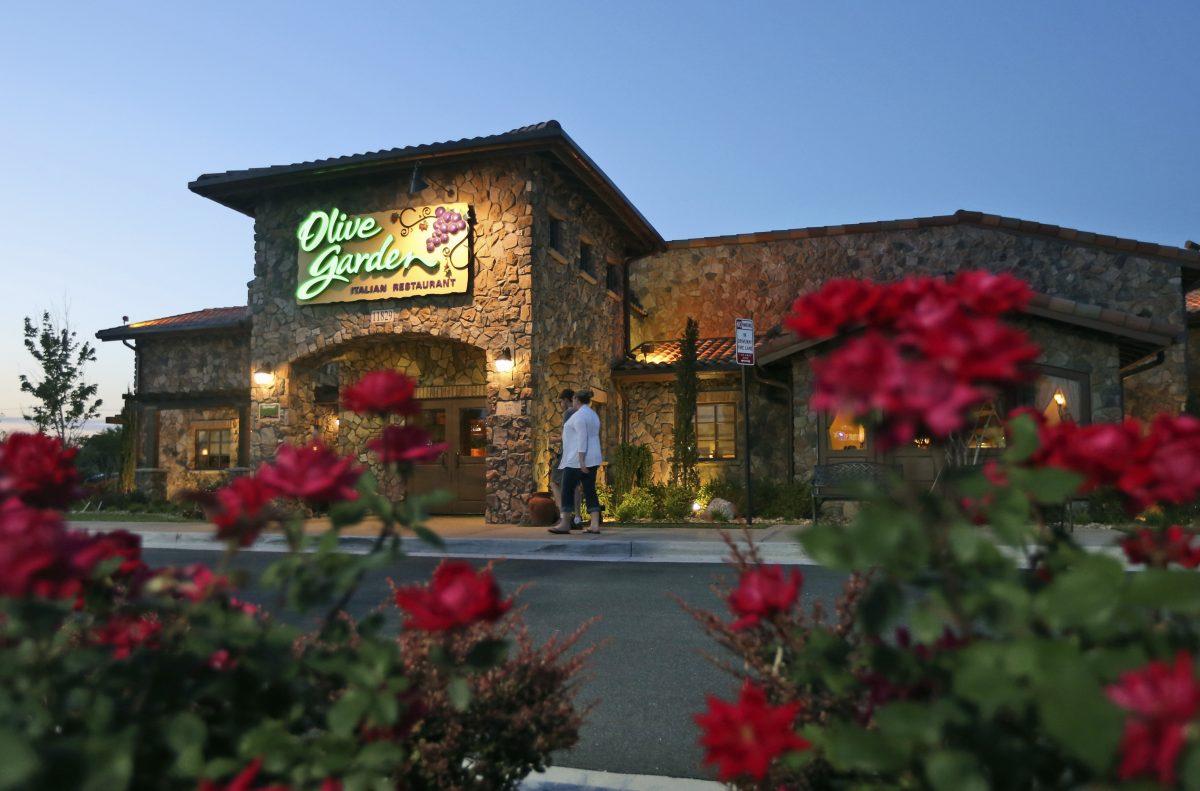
[97,122,1200,523]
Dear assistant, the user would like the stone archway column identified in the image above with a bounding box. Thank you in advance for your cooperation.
[485,350,533,525]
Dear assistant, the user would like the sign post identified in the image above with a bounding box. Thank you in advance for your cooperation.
[735,318,755,526]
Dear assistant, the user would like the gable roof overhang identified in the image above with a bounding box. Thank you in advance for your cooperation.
[188,121,665,256]
[95,306,250,342]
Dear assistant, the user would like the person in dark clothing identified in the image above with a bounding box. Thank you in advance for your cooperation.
[549,388,581,529]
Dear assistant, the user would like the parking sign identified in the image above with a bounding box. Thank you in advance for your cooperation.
[735,318,755,365]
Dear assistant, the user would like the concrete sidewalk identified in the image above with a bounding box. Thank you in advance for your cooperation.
[68,515,1127,566]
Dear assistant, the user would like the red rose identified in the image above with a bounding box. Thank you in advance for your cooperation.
[342,371,420,417]
[393,560,512,631]
[913,314,1038,384]
[93,613,162,659]
[727,565,802,629]
[1121,525,1200,569]
[368,425,448,466]
[207,648,238,671]
[1106,652,1200,785]
[197,757,291,791]
[208,475,278,547]
[0,497,106,600]
[76,529,145,577]
[257,442,361,507]
[784,278,881,339]
[951,270,1033,315]
[695,681,811,781]
[0,432,83,509]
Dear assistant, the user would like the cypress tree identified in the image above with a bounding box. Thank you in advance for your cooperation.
[671,317,700,491]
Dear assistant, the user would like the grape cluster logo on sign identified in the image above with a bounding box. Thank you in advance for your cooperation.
[295,204,472,304]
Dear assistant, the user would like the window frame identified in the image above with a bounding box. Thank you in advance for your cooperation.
[605,257,623,294]
[578,239,595,277]
[696,400,738,461]
[548,215,566,259]
[193,424,234,471]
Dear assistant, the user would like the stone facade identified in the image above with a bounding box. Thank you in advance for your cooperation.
[112,129,1200,517]
[156,406,242,495]
[245,158,538,523]
[137,334,248,394]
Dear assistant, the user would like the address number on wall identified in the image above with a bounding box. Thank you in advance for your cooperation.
[370,309,395,324]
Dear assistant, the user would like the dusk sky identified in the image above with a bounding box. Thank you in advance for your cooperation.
[1,1,1197,432]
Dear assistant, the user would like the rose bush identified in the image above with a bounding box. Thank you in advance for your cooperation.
[693,271,1200,789]
[0,372,591,790]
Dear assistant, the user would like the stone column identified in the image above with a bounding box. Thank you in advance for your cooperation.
[485,346,533,525]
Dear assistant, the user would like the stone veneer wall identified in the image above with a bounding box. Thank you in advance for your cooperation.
[527,161,633,490]
[621,374,788,485]
[246,158,538,523]
[629,224,1189,419]
[156,406,242,496]
[1189,324,1200,414]
[138,334,249,393]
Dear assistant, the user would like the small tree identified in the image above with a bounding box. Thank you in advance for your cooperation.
[671,317,700,491]
[19,311,102,444]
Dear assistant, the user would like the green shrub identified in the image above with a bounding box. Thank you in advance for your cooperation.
[697,475,812,520]
[613,488,656,522]
[1084,490,1127,524]
[655,484,696,521]
[609,443,653,498]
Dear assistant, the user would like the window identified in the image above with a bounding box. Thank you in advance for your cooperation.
[697,402,737,460]
[827,411,867,452]
[195,427,233,470]
[966,401,1006,449]
[606,259,623,294]
[579,240,594,277]
[1033,371,1085,425]
[548,217,566,255]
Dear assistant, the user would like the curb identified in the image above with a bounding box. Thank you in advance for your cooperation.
[520,766,720,790]
[125,530,814,565]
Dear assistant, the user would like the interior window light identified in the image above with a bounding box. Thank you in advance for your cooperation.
[828,412,867,451]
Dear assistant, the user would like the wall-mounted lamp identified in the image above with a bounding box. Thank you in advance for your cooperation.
[253,367,275,387]
[1053,390,1067,406]
[493,348,514,374]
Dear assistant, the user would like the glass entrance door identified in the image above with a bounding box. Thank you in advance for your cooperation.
[408,399,486,514]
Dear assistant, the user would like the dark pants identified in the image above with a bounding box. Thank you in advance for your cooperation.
[561,466,601,514]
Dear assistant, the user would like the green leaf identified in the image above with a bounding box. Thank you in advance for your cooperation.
[0,729,37,790]
[464,638,510,670]
[1008,466,1083,505]
[1035,667,1122,773]
[819,721,906,773]
[356,470,379,497]
[1003,413,1040,463]
[329,499,369,528]
[800,522,855,569]
[329,690,372,737]
[447,676,472,712]
[1126,569,1200,613]
[1034,554,1124,629]
[412,525,445,550]
[925,750,988,791]
[166,712,206,777]
[873,702,948,748]
[1182,743,1200,791]
[353,741,405,771]
[858,579,904,636]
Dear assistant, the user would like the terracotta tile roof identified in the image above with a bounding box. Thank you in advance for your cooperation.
[1188,289,1200,314]
[95,306,249,341]
[666,209,1200,268]
[615,337,770,373]
[188,120,663,253]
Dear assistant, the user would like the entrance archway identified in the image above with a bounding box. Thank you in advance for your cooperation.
[286,335,488,513]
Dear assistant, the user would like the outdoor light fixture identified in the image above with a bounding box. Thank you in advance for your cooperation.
[253,367,275,387]
[494,348,514,374]
[1053,390,1067,406]
[408,165,429,194]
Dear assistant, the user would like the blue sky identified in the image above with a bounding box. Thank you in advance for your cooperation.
[1,1,1197,430]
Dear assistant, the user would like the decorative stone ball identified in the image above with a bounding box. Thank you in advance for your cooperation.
[527,492,560,526]
[704,497,737,522]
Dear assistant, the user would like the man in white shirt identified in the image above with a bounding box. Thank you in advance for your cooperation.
[549,389,603,534]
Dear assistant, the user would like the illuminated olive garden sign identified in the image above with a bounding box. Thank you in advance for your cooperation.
[295,204,471,304]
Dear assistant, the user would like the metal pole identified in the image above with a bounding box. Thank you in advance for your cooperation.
[742,365,753,526]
